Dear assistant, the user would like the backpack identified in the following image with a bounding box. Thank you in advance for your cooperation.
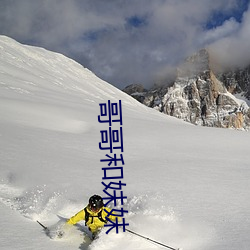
[84,207,107,226]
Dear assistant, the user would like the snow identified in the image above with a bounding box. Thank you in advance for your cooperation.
[234,93,250,107]
[0,35,250,250]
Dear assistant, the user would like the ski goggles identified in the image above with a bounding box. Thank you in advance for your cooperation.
[90,204,101,212]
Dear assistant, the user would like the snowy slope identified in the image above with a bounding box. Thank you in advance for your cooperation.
[0,36,250,250]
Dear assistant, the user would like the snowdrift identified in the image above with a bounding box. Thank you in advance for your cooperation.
[0,36,250,250]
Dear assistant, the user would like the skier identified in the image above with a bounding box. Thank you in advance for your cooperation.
[66,194,117,239]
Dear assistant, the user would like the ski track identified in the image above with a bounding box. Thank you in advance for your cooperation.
[0,181,211,250]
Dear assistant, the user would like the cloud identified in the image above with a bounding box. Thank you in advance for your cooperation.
[200,18,240,45]
[209,4,250,69]
[0,0,249,88]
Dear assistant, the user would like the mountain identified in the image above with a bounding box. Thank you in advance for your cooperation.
[123,49,250,130]
[217,66,250,99]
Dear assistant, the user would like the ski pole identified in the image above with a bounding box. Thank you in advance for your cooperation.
[125,229,180,250]
[37,220,48,230]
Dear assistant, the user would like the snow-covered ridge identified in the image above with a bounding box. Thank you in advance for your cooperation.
[0,35,141,105]
[0,35,154,134]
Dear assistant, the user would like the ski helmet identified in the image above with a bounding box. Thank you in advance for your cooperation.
[89,195,104,211]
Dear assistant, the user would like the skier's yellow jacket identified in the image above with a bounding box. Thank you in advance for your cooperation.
[67,206,117,233]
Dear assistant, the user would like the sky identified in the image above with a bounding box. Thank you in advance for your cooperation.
[0,0,249,89]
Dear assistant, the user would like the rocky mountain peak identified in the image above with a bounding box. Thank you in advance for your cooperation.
[177,48,210,78]
[123,49,250,130]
